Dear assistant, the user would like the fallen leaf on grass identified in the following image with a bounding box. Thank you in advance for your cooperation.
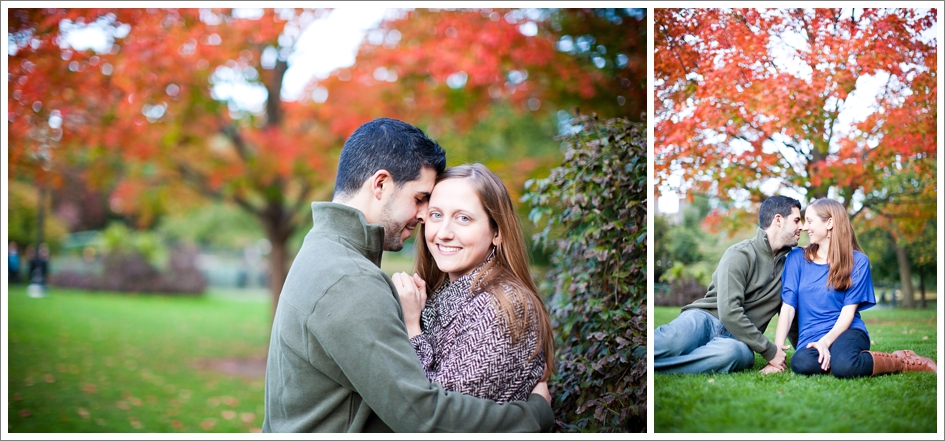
[222,396,240,407]
[77,408,90,419]
[128,417,143,429]
[82,384,97,394]
[707,379,715,384]
[221,410,236,420]
[44,374,55,383]
[19,410,31,418]
[923,336,929,340]
[13,393,22,401]
[116,401,131,410]
[96,418,107,426]
[200,419,216,430]
[207,397,221,407]
[240,413,255,423]
[130,397,142,407]
[170,420,184,430]
[250,428,262,433]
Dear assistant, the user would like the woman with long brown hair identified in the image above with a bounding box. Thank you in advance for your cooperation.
[393,163,555,402]
[764,198,936,377]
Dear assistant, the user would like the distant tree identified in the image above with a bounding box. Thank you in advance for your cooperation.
[907,220,937,309]
[653,214,671,282]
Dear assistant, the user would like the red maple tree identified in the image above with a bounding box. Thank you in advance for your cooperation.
[655,8,937,305]
[8,8,640,308]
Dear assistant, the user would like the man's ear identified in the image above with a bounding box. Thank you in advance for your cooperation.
[370,170,392,201]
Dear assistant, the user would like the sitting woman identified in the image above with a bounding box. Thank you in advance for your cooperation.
[764,198,936,377]
[393,163,554,402]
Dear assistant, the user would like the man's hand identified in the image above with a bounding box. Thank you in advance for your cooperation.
[531,381,551,405]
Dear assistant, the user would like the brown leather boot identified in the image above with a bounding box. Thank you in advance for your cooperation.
[869,351,903,376]
[891,350,937,373]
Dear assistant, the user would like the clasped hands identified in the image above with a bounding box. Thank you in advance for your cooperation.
[759,344,792,374]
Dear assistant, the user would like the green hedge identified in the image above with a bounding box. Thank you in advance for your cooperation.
[523,114,647,432]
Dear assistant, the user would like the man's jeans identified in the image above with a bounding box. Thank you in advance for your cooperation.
[654,308,755,374]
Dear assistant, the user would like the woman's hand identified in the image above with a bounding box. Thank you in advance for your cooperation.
[531,380,551,405]
[807,340,831,371]
[393,272,427,338]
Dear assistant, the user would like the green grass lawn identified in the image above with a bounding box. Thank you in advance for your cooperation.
[653,305,939,433]
[6,285,272,433]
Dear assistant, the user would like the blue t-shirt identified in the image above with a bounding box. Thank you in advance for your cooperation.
[781,247,876,349]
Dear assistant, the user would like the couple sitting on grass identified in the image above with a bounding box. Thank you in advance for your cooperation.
[655,195,937,378]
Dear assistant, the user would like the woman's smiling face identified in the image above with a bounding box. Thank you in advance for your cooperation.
[802,209,833,247]
[424,178,498,282]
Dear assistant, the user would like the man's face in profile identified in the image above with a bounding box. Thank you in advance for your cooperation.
[779,206,802,247]
[378,167,437,251]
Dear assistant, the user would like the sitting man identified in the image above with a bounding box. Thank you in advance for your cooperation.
[654,195,802,374]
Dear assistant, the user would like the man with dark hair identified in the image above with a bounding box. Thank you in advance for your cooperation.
[654,195,803,374]
[263,117,552,433]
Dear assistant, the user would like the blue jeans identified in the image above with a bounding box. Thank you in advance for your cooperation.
[654,309,755,374]
[791,328,873,378]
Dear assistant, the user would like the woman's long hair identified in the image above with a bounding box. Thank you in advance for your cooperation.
[803,198,862,291]
[414,163,555,378]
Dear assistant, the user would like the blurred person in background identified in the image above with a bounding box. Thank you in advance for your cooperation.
[8,241,22,284]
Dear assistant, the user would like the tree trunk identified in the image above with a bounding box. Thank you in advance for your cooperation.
[918,271,927,309]
[259,195,297,318]
[889,236,915,309]
[267,234,288,318]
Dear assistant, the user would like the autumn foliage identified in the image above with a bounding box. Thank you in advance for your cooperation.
[655,8,937,307]
[655,8,936,224]
[8,8,641,304]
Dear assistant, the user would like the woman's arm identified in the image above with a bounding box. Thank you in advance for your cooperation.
[760,303,795,374]
[807,304,858,371]
[774,302,795,350]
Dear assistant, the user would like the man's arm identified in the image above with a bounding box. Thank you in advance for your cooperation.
[311,273,554,433]
[715,248,777,361]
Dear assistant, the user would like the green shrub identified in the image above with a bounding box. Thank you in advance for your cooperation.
[51,222,207,295]
[523,114,647,432]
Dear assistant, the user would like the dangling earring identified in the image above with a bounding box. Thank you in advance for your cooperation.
[488,246,496,261]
